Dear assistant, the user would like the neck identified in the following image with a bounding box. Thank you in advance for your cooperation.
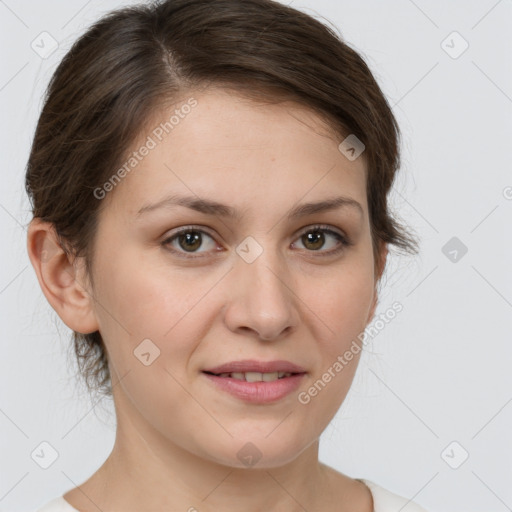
[109,418,325,511]
[69,394,336,512]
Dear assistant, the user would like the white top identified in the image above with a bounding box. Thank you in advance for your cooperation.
[34,479,428,511]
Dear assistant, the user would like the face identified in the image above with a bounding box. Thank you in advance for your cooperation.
[75,88,383,468]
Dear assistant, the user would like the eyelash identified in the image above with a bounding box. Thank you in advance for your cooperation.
[161,224,352,260]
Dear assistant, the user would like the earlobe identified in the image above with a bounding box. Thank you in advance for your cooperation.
[26,218,99,335]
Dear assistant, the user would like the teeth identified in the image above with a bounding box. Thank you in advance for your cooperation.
[217,371,293,381]
[245,372,265,382]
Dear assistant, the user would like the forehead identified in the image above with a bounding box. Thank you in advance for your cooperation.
[101,88,368,221]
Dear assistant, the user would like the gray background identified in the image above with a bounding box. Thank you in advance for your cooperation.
[1,1,511,511]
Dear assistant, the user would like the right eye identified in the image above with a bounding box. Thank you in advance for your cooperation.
[161,226,221,259]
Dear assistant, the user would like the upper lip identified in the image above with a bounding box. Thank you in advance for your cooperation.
[203,359,307,374]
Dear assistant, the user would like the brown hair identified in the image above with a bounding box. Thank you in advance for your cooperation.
[25,0,419,398]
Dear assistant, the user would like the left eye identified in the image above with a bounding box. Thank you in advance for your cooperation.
[162,225,350,259]
[292,226,348,254]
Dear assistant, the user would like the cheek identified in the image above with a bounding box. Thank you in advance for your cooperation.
[92,246,193,336]
[296,271,374,428]
[91,248,224,389]
[300,260,374,403]
[308,263,375,344]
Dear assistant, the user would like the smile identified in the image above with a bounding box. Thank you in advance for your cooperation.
[204,371,295,381]
[202,371,306,403]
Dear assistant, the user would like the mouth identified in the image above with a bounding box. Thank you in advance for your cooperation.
[202,359,307,376]
[201,360,307,403]
[202,370,303,382]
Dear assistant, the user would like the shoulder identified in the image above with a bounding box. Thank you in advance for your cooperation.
[359,479,429,512]
[34,496,78,512]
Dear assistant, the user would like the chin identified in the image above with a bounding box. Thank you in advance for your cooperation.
[196,431,313,470]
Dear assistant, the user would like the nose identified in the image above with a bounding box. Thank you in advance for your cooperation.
[223,245,300,341]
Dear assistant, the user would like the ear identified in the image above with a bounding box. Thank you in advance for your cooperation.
[26,218,99,334]
[366,241,389,324]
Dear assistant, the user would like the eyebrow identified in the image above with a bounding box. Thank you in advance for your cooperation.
[136,194,364,221]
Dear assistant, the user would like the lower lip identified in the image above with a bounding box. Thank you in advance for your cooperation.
[202,372,306,404]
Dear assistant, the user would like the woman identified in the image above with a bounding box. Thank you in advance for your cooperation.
[26,0,425,510]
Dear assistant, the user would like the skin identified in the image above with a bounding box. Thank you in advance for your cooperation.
[27,88,387,512]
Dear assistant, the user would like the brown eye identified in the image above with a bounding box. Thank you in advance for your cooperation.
[292,225,350,256]
[301,230,325,251]
[161,224,351,260]
[162,227,218,258]
[177,231,202,252]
